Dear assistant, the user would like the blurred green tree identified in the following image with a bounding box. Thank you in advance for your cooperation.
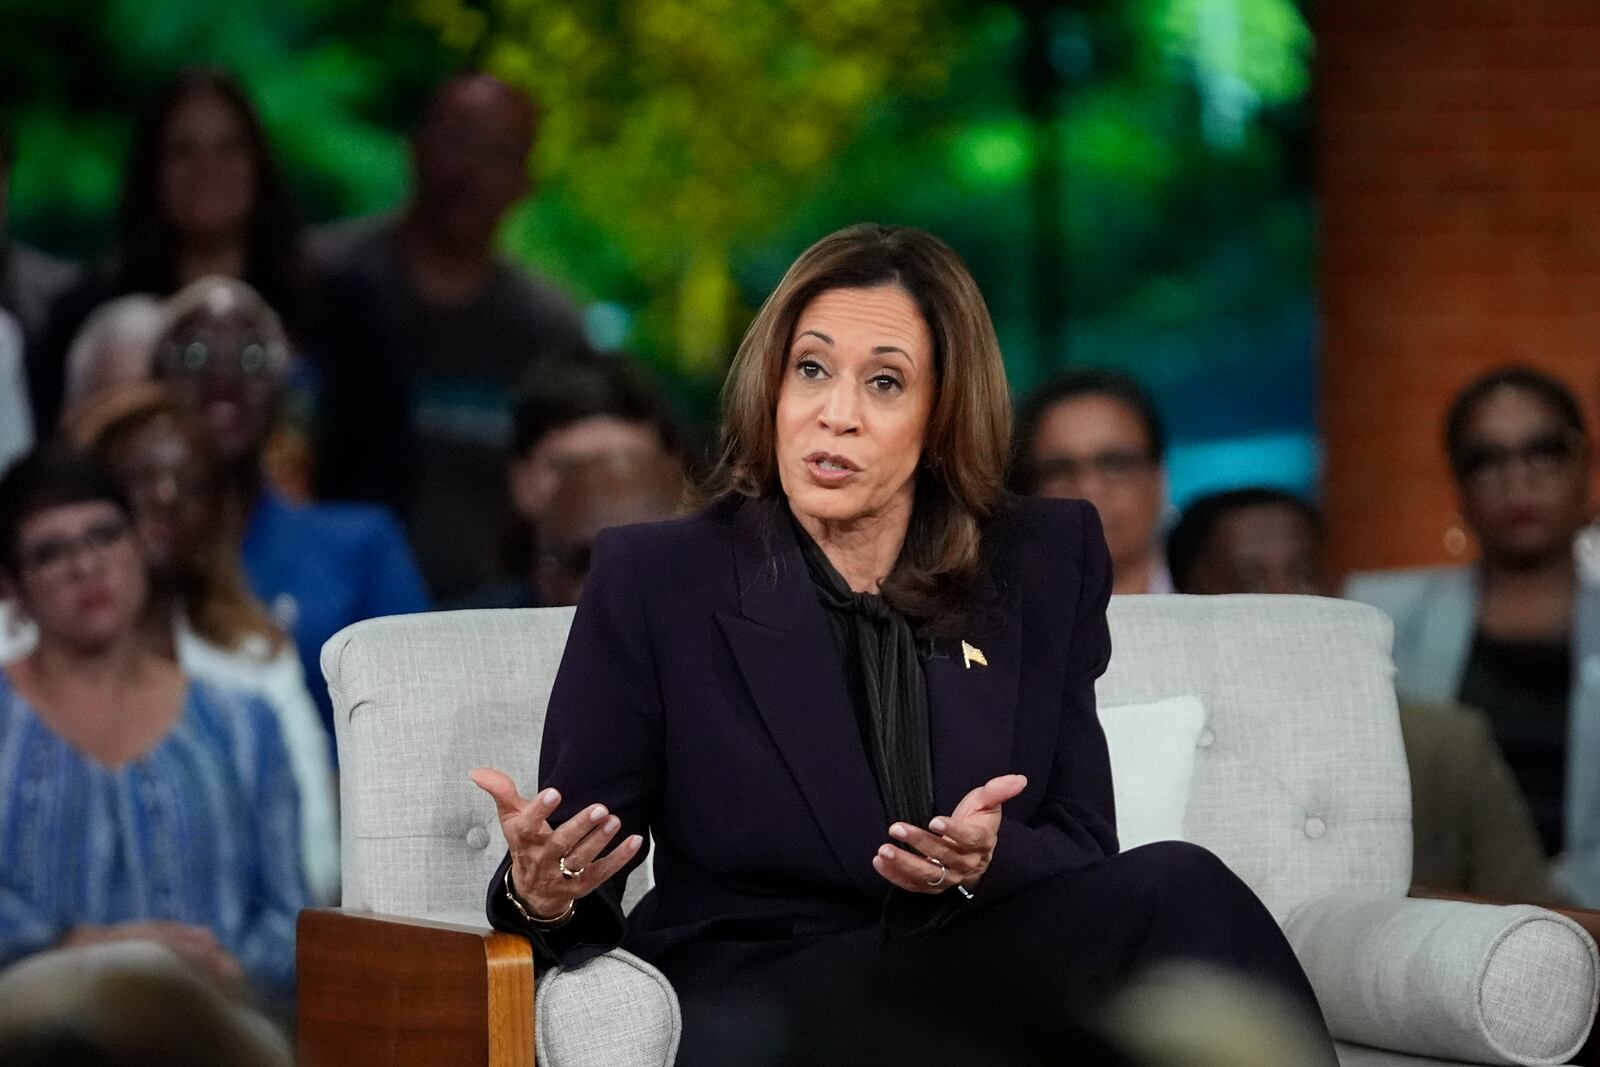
[3,0,1312,450]
[412,0,967,375]
[0,0,453,254]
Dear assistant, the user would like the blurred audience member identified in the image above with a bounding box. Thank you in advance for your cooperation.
[0,121,79,369]
[1015,370,1171,594]
[0,941,289,1066]
[1176,487,1555,902]
[0,448,309,1008]
[69,384,338,903]
[312,72,587,599]
[457,352,683,608]
[31,67,307,435]
[151,277,429,734]
[534,452,684,608]
[60,294,164,419]
[1346,368,1589,864]
[0,309,29,475]
[1167,488,1325,596]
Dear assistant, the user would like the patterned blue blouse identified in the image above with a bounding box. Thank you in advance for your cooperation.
[0,669,310,1000]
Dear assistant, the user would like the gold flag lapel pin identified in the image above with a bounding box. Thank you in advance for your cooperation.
[961,640,988,669]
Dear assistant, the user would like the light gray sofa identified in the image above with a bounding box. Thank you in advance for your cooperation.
[297,596,1598,1066]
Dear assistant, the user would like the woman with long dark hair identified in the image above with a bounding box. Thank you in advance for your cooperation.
[28,67,307,434]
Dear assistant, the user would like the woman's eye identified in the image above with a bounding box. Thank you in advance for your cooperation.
[796,359,825,379]
[870,375,903,393]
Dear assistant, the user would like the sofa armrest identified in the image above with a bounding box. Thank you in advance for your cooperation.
[297,909,534,1066]
[1410,888,1600,1066]
[1284,892,1597,1065]
[1411,886,1600,949]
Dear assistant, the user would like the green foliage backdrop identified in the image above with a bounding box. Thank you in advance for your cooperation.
[2,0,1313,451]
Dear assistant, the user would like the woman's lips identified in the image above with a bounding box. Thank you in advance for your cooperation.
[805,456,859,486]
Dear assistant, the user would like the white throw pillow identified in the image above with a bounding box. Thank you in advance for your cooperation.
[1097,695,1207,850]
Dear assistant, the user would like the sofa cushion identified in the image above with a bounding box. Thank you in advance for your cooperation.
[1097,695,1206,849]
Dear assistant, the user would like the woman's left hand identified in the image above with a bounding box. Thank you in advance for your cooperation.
[872,773,1027,894]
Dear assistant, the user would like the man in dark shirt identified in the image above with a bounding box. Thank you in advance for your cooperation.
[311,74,587,599]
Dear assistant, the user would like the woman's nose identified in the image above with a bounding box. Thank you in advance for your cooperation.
[817,382,862,434]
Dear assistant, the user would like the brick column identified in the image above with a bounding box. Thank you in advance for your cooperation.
[1319,0,1600,577]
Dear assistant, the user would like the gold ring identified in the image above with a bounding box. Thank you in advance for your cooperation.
[558,855,585,880]
[926,857,947,888]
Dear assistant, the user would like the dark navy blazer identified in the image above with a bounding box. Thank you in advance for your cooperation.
[487,493,1117,973]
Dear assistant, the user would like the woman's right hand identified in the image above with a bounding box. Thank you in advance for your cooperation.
[470,767,643,920]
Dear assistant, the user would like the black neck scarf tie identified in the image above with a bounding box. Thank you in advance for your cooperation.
[793,517,936,830]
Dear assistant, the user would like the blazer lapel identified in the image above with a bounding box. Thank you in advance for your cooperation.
[923,594,1022,817]
[715,498,890,899]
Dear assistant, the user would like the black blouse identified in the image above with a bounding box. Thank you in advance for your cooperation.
[792,515,936,830]
[1457,629,1572,856]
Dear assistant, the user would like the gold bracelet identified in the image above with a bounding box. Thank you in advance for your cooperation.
[503,867,575,928]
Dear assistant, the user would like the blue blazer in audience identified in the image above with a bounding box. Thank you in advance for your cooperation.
[241,490,432,734]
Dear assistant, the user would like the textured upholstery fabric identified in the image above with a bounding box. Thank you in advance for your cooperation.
[1288,895,1597,1065]
[1336,1044,1479,1067]
[1098,695,1207,849]
[1100,596,1413,920]
[536,948,681,1067]
[324,608,575,917]
[325,596,1597,1066]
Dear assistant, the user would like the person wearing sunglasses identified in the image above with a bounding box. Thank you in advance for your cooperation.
[1346,367,1592,898]
[0,447,308,1011]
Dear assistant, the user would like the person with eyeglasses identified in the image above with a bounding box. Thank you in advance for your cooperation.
[149,276,430,739]
[1346,367,1593,895]
[530,450,685,609]
[0,447,309,1013]
[1013,370,1172,594]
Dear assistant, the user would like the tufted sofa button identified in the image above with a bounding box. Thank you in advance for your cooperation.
[466,825,491,850]
[1197,728,1215,748]
[1304,817,1326,840]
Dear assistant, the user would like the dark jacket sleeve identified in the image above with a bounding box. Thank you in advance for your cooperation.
[976,500,1119,903]
[485,527,664,966]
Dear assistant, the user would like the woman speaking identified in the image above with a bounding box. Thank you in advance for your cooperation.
[473,224,1331,1058]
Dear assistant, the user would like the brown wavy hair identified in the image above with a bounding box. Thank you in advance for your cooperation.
[700,224,1012,632]
[67,383,287,656]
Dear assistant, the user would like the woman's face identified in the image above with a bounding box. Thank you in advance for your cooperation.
[102,416,216,575]
[155,309,281,465]
[775,285,935,530]
[1456,385,1591,566]
[12,501,147,650]
[160,88,256,246]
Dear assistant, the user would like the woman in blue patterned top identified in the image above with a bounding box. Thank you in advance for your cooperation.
[0,448,309,1008]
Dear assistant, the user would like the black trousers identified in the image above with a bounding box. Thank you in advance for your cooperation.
[663,842,1336,1066]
